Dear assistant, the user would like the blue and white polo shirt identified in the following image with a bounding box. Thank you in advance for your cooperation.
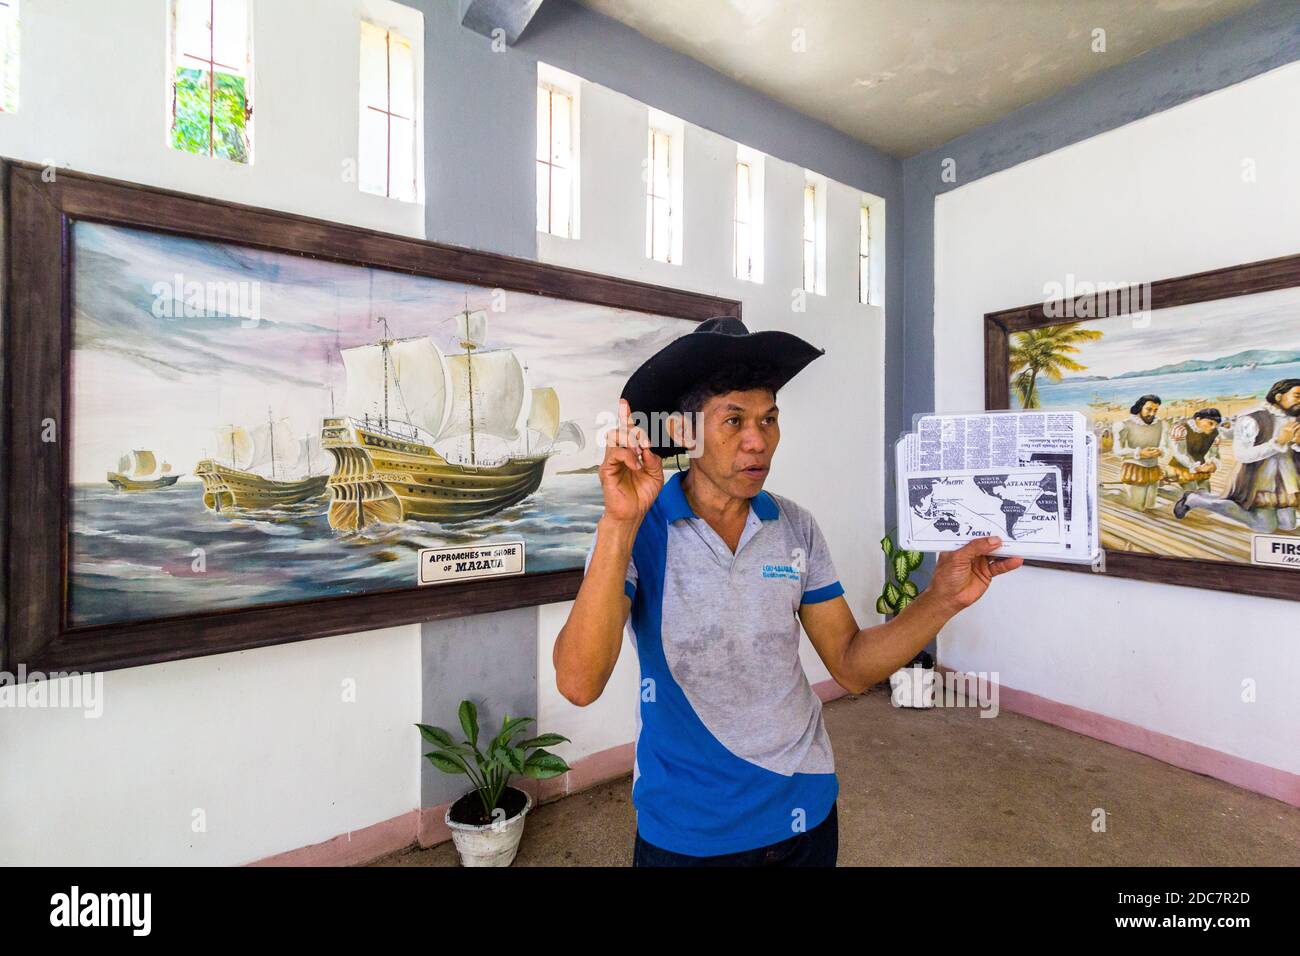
[587,469,845,856]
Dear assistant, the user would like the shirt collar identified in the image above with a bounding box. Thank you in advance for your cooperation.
[658,470,780,522]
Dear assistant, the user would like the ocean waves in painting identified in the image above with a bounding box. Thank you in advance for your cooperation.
[69,472,603,628]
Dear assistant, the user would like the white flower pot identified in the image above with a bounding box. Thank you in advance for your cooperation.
[444,787,533,867]
[889,664,936,709]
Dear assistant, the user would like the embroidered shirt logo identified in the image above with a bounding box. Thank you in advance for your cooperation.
[761,563,801,581]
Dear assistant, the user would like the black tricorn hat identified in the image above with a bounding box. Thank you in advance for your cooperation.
[620,316,824,456]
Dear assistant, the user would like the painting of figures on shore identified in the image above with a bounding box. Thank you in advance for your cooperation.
[1008,286,1300,565]
[70,222,689,628]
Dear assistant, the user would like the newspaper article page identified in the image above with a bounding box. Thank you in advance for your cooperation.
[897,411,1098,562]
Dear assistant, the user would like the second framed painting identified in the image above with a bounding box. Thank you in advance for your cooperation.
[3,162,739,672]
[985,253,1300,600]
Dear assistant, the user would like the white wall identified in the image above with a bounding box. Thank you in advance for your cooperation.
[933,61,1300,774]
[0,0,424,865]
[535,76,887,764]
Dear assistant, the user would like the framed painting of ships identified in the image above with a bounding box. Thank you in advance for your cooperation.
[984,252,1300,601]
[2,162,740,673]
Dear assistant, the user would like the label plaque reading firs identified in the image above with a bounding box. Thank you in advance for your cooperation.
[1251,535,1300,570]
[418,542,526,585]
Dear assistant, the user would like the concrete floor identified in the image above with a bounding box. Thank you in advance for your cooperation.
[373,690,1300,866]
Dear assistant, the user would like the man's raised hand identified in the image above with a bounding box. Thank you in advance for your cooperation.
[599,399,664,524]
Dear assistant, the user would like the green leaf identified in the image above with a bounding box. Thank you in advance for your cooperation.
[493,746,525,775]
[499,715,534,744]
[884,581,901,606]
[516,733,569,749]
[424,750,468,775]
[415,723,456,749]
[880,535,894,558]
[896,594,913,612]
[875,595,893,615]
[893,552,911,586]
[487,716,535,758]
[522,749,570,780]
[905,550,924,571]
[901,580,919,598]
[458,700,479,748]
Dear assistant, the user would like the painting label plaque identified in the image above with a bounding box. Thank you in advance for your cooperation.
[1251,535,1300,569]
[418,542,525,585]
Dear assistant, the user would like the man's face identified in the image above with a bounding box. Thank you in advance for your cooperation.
[1138,401,1160,424]
[679,388,779,498]
[1275,386,1300,416]
[1192,417,1219,434]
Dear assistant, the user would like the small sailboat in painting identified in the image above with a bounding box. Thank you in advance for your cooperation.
[321,307,584,530]
[107,449,181,491]
[195,410,329,511]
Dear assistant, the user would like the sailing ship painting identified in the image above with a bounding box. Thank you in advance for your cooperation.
[107,449,181,491]
[324,310,584,529]
[196,414,329,511]
[68,221,688,629]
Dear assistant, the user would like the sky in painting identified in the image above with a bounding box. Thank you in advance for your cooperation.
[1052,286,1300,380]
[71,222,689,484]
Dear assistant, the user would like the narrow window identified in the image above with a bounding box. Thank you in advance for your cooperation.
[646,127,674,262]
[169,0,253,163]
[858,205,871,304]
[802,182,817,292]
[0,0,18,114]
[536,84,574,237]
[734,161,753,281]
[360,21,417,202]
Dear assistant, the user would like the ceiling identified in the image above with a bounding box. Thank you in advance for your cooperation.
[574,0,1262,157]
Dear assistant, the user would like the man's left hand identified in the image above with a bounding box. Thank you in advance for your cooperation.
[927,537,1024,613]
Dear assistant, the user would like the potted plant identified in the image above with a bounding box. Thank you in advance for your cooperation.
[416,700,570,867]
[876,533,936,709]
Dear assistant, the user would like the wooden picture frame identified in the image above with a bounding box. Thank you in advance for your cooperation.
[1,161,740,673]
[984,252,1300,600]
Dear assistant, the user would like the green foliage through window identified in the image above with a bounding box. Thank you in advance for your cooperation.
[171,67,250,163]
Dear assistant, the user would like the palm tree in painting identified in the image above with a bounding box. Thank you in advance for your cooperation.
[1008,323,1103,408]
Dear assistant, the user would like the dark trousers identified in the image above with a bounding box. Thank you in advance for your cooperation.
[632,803,838,867]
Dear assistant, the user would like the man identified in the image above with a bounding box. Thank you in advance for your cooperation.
[1165,408,1223,495]
[1113,394,1166,511]
[1174,379,1300,532]
[553,317,1022,867]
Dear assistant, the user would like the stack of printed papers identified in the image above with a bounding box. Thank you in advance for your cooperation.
[895,411,1100,564]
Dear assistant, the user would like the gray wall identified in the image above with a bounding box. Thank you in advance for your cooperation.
[421,607,539,806]
[410,0,902,808]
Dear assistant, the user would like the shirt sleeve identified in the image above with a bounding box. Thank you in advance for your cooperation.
[1232,414,1286,465]
[584,524,638,602]
[800,513,844,606]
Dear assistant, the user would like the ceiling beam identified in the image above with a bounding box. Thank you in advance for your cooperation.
[460,0,546,46]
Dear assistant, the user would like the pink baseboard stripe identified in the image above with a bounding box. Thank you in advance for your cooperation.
[247,809,419,867]
[938,665,1300,808]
